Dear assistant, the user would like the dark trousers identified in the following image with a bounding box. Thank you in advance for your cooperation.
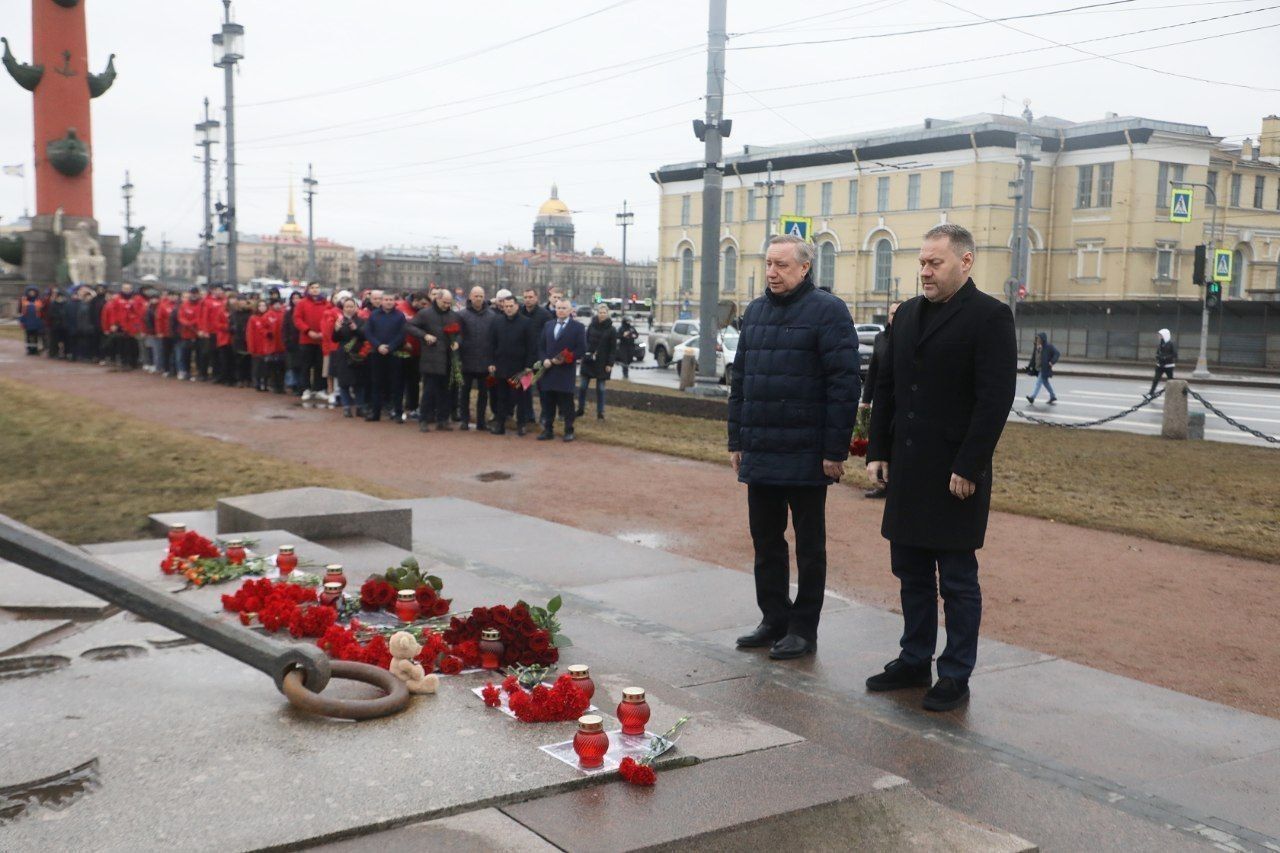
[461,372,489,427]
[401,360,420,415]
[420,374,450,425]
[24,329,40,355]
[300,345,324,393]
[492,383,527,428]
[215,345,233,384]
[1148,365,1174,395]
[368,352,403,417]
[746,484,828,641]
[115,333,139,369]
[577,376,606,416]
[196,337,212,379]
[542,390,575,433]
[891,544,981,681]
[161,338,175,375]
[72,332,93,362]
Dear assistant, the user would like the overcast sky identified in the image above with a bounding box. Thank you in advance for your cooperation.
[0,0,1274,260]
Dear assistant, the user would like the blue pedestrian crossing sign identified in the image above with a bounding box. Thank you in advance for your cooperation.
[1213,249,1232,283]
[1169,188,1193,223]
[778,215,813,242]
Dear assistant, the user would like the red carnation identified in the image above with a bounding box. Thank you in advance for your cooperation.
[559,348,575,365]
[439,655,463,675]
[443,323,461,336]
[501,675,520,694]
[619,757,657,786]
[481,683,501,708]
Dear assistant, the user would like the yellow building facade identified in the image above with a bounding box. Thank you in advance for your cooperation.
[651,113,1280,324]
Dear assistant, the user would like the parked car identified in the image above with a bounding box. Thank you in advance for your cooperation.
[856,323,884,346]
[671,327,738,382]
[647,318,699,368]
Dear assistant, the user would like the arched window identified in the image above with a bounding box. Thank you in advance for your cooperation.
[817,241,836,290]
[680,247,694,293]
[874,239,893,293]
[1230,248,1245,298]
[721,246,737,292]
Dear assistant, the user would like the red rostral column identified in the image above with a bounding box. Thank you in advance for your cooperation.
[32,0,94,218]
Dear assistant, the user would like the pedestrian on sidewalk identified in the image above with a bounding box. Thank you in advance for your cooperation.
[865,223,1016,712]
[18,287,44,356]
[576,302,616,419]
[1145,328,1177,399]
[1024,331,1059,405]
[535,298,586,442]
[861,301,898,499]
[729,234,860,661]
[617,317,639,379]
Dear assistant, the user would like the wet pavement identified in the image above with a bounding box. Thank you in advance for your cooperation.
[1,493,1277,850]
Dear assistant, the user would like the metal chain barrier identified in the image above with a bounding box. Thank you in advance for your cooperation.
[1011,388,1164,428]
[1186,388,1280,445]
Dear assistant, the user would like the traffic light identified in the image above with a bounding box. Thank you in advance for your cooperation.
[1206,278,1221,310]
[1193,244,1206,285]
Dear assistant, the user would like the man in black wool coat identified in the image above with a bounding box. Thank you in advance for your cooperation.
[728,234,860,661]
[865,223,1016,712]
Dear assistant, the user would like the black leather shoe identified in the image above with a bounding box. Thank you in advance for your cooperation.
[516,426,526,437]
[865,658,932,692]
[735,623,786,648]
[364,414,381,422]
[923,676,970,711]
[488,425,505,436]
[436,422,453,431]
[768,634,816,660]
[419,420,431,432]
[864,486,886,499]
[536,430,554,441]
[1048,397,1057,405]
[562,430,576,442]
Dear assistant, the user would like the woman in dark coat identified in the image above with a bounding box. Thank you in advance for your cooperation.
[576,303,617,418]
[616,317,639,379]
[330,297,368,417]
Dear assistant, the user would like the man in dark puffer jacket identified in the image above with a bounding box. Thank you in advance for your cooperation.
[728,234,860,661]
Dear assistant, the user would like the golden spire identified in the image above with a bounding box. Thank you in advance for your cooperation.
[280,173,303,237]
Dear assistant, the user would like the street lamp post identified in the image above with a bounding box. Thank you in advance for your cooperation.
[753,160,785,239]
[616,200,633,320]
[121,171,134,234]
[194,98,220,285]
[303,163,318,283]
[1007,113,1041,325]
[213,1,243,289]
[1171,179,1220,379]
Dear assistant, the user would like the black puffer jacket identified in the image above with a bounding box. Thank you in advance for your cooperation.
[579,316,616,380]
[728,275,860,486]
[457,303,496,374]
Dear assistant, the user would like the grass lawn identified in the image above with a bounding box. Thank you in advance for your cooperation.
[577,396,1280,564]
[0,378,406,545]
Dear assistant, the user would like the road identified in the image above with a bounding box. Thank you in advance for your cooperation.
[613,351,1280,448]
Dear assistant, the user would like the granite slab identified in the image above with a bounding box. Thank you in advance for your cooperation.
[0,617,72,656]
[217,488,412,549]
[1145,747,1280,839]
[311,807,559,853]
[0,558,111,617]
[147,509,218,538]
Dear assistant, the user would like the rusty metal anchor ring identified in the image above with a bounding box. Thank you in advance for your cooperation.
[281,660,410,720]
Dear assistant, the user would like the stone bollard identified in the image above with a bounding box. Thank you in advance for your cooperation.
[678,352,697,390]
[1161,379,1190,439]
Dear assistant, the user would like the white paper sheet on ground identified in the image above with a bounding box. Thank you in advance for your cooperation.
[539,730,672,776]
[471,683,598,719]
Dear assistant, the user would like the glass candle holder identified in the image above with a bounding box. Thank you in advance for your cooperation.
[225,540,246,565]
[276,545,298,577]
[572,715,610,768]
[167,523,186,551]
[617,687,650,736]
[478,628,504,670]
[395,589,420,623]
[323,564,347,592]
[567,664,595,702]
[319,581,344,608]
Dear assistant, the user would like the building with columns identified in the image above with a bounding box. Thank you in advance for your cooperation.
[651,112,1280,325]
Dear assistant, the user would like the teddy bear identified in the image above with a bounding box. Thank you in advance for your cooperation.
[389,631,438,695]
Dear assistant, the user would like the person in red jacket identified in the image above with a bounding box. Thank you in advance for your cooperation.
[102,284,145,369]
[154,291,176,377]
[197,285,231,383]
[264,297,287,393]
[175,289,201,380]
[246,298,270,391]
[319,295,344,407]
[293,281,330,401]
[398,291,428,420]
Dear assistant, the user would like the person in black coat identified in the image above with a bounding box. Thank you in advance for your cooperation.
[535,298,587,441]
[576,304,616,419]
[616,317,639,378]
[1145,328,1177,398]
[488,294,540,435]
[865,224,1016,712]
[728,235,860,661]
[861,302,899,499]
[1025,331,1060,404]
[520,287,554,425]
[330,299,368,417]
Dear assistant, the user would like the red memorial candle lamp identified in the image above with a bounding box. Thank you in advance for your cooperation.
[276,545,298,577]
[617,687,650,735]
[225,540,246,565]
[323,564,347,592]
[167,524,186,551]
[567,664,595,702]
[319,581,344,608]
[478,628,504,670]
[573,715,610,768]
[395,589,420,623]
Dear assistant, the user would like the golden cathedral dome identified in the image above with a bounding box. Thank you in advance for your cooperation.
[537,183,571,217]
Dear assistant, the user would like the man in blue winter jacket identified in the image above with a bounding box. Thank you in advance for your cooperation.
[728,234,860,660]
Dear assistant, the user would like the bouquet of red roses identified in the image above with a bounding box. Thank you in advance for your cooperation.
[849,405,871,458]
[442,322,464,389]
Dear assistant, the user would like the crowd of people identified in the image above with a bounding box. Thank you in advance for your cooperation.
[15,282,645,441]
